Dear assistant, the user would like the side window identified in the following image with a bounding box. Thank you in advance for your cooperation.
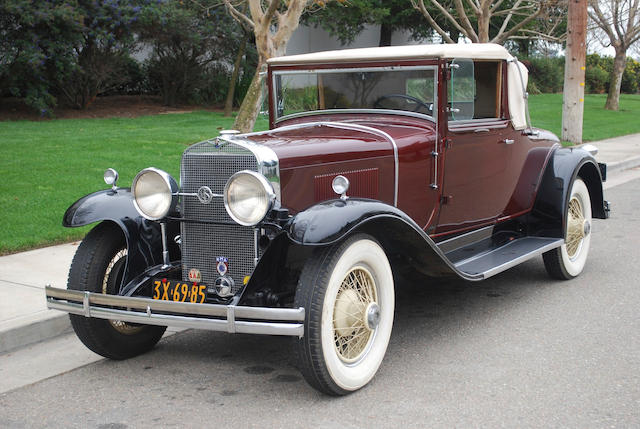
[449,59,502,121]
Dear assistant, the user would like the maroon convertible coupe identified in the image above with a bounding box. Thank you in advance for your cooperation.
[46,43,609,395]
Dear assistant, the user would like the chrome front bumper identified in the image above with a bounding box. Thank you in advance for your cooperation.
[45,286,305,337]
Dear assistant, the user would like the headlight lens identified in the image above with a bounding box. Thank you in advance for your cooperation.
[132,168,178,220]
[224,170,275,226]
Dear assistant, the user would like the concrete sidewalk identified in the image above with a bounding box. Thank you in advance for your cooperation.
[2,132,640,354]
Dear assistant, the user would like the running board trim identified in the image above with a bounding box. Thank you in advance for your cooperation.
[454,237,564,279]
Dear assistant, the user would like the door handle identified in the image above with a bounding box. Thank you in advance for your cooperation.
[500,138,515,145]
[474,128,490,133]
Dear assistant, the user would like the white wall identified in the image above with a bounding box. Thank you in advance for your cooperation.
[286,24,427,55]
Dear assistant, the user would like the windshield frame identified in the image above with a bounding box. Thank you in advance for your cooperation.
[270,64,439,125]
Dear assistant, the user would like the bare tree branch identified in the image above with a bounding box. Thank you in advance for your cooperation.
[493,2,546,44]
[222,0,255,29]
[411,0,456,43]
[495,0,523,37]
[453,0,479,41]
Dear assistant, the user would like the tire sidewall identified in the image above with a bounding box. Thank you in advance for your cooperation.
[560,178,592,277]
[319,237,394,392]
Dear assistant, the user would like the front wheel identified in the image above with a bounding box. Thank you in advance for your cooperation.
[543,178,592,279]
[294,234,395,395]
[68,222,166,359]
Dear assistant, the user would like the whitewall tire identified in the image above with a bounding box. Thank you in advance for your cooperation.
[543,178,592,279]
[294,234,395,395]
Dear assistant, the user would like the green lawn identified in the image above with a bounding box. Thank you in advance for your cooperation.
[1,94,639,254]
[529,93,640,142]
[0,112,268,254]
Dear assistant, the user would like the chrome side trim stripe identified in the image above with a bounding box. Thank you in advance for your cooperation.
[46,286,305,337]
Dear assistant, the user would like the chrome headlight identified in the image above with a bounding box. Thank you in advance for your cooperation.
[132,168,178,220]
[224,170,275,226]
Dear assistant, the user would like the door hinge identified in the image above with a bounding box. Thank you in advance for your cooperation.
[443,138,452,149]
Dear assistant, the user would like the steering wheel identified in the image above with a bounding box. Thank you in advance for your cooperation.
[373,94,433,114]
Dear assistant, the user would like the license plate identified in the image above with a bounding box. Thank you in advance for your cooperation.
[152,278,206,304]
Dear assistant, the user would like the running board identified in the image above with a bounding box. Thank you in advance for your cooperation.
[454,237,563,279]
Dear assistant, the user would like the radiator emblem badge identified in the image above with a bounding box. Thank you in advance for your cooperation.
[188,268,201,283]
[216,257,229,276]
[197,186,214,204]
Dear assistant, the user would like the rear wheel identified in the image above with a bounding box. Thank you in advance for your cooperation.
[294,234,394,395]
[543,178,592,280]
[68,222,166,359]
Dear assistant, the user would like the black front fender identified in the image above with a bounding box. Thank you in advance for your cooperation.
[64,188,179,292]
[285,199,478,279]
[286,198,416,245]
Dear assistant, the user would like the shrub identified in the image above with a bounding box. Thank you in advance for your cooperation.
[139,1,249,107]
[524,57,564,93]
[0,0,82,115]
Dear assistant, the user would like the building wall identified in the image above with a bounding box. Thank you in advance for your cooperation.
[286,24,427,55]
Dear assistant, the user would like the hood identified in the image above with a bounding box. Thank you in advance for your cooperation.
[243,122,397,170]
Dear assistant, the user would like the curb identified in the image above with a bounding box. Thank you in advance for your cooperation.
[0,312,71,355]
[606,155,640,174]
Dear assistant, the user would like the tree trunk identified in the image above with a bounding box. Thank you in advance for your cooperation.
[477,11,490,42]
[379,22,393,46]
[605,48,627,111]
[224,36,248,117]
[233,61,265,132]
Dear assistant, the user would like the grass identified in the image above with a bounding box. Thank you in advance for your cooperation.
[0,112,268,254]
[2,93,640,254]
[529,93,640,142]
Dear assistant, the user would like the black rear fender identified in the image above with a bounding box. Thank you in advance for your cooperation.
[528,147,607,239]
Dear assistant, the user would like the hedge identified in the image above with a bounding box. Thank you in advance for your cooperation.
[523,54,640,95]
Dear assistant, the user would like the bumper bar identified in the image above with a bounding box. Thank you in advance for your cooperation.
[45,286,305,337]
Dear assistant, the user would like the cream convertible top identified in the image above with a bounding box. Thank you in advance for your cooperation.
[268,43,529,130]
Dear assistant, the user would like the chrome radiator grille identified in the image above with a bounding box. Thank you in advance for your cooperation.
[180,140,259,294]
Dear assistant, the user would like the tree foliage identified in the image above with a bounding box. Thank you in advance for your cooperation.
[303,0,435,47]
[139,0,251,106]
[59,0,144,109]
[0,0,146,113]
[0,0,81,115]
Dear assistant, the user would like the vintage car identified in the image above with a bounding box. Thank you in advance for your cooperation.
[46,43,609,395]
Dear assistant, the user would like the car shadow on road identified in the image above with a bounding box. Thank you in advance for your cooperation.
[90,257,570,401]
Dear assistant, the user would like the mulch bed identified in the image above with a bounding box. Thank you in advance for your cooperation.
[0,95,222,121]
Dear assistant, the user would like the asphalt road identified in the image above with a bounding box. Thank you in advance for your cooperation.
[1,176,639,428]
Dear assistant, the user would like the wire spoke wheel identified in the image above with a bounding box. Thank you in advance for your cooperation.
[332,267,379,363]
[565,197,586,259]
[543,178,592,279]
[102,249,143,335]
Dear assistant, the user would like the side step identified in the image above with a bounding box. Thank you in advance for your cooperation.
[454,237,563,280]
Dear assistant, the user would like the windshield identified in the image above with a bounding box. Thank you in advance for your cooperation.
[272,66,437,121]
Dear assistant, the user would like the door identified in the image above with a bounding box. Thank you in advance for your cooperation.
[435,59,522,235]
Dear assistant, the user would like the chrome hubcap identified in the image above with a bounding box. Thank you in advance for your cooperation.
[365,302,380,331]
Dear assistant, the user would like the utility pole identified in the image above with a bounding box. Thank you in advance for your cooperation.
[562,0,588,143]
